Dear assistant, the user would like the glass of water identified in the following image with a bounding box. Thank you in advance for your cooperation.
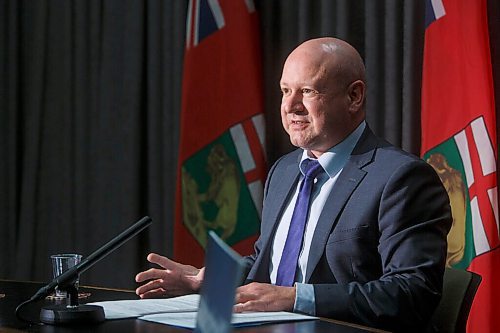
[50,253,82,298]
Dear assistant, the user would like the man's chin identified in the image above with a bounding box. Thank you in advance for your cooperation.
[289,135,312,148]
[289,140,307,149]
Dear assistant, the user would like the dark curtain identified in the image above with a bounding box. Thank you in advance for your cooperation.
[3,0,495,290]
[1,0,187,289]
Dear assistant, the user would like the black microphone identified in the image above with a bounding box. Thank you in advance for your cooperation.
[18,216,152,325]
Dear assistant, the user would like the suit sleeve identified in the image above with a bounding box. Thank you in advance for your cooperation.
[313,159,451,332]
[241,153,284,278]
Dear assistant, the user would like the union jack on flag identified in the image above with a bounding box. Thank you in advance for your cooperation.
[186,0,256,48]
[425,0,446,27]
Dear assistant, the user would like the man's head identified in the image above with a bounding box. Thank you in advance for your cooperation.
[280,37,366,157]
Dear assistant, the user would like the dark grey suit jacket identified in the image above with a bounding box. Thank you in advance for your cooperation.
[243,127,452,332]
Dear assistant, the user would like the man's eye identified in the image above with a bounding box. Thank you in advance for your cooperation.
[302,88,314,94]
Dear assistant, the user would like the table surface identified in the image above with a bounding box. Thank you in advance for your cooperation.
[0,279,388,333]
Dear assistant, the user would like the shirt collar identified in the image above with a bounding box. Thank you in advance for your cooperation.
[299,121,366,178]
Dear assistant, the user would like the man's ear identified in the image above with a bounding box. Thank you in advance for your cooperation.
[347,80,366,112]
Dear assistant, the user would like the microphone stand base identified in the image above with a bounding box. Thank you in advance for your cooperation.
[40,304,105,325]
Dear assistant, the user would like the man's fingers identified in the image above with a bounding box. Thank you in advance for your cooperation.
[235,291,254,304]
[234,287,262,311]
[135,269,150,283]
[147,253,174,269]
[235,282,259,302]
[135,279,164,296]
[135,268,166,283]
[234,303,243,313]
[138,288,166,299]
[235,299,274,313]
[197,267,205,279]
[234,300,261,313]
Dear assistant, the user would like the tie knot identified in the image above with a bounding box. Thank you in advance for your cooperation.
[304,160,323,179]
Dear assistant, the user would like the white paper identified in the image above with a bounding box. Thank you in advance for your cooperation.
[89,294,200,319]
[231,312,316,326]
[139,311,317,329]
[90,295,316,327]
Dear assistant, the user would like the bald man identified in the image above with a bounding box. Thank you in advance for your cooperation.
[136,38,451,332]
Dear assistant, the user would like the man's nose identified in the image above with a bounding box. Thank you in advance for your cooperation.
[282,92,304,113]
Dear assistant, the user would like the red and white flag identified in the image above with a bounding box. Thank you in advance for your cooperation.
[421,0,500,331]
[174,0,266,267]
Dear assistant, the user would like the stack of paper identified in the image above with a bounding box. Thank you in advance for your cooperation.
[90,294,199,319]
[90,295,316,329]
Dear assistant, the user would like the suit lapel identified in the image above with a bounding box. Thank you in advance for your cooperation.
[265,160,301,236]
[251,153,301,282]
[305,128,378,282]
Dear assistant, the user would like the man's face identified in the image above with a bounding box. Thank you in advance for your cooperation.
[279,50,352,157]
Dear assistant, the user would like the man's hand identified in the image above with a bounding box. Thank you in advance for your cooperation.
[234,282,296,312]
[135,253,204,298]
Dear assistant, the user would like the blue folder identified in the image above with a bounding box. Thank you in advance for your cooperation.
[195,231,244,333]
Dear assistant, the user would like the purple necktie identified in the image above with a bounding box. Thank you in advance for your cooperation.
[276,159,324,287]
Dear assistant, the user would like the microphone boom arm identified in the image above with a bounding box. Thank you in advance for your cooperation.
[29,216,152,302]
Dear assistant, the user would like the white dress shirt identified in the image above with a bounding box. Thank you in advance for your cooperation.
[269,121,366,314]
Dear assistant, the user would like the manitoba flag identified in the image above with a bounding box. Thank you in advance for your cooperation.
[174,0,266,267]
[421,0,500,332]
